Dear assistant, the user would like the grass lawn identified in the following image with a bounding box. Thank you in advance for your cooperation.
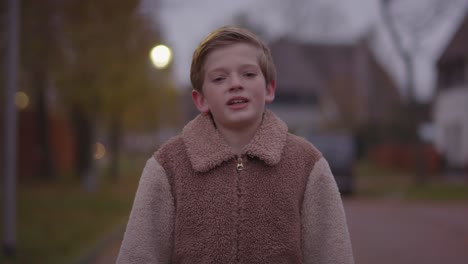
[354,160,468,201]
[405,183,468,201]
[0,157,144,264]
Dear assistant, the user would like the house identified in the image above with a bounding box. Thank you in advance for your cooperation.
[267,39,325,136]
[433,10,468,171]
[268,36,401,138]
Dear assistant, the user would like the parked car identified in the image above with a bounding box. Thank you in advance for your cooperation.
[307,133,356,195]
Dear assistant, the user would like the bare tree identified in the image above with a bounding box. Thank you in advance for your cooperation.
[381,0,464,101]
[380,0,465,183]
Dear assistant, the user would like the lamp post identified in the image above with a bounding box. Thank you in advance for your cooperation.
[3,0,20,257]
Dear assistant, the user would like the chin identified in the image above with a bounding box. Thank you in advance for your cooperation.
[228,111,262,128]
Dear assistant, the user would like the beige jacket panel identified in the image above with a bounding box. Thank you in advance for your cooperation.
[116,157,175,264]
[301,157,354,264]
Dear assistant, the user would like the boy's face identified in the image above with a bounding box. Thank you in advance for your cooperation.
[192,43,275,131]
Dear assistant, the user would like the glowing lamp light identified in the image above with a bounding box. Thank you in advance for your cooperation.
[150,44,172,69]
[15,91,29,110]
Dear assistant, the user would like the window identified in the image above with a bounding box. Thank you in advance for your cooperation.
[438,59,466,89]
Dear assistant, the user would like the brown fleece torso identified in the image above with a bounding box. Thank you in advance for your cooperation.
[156,112,321,264]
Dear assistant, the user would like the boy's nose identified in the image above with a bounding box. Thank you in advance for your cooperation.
[229,75,243,91]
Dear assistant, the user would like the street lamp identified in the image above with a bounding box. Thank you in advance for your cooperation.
[150,44,172,69]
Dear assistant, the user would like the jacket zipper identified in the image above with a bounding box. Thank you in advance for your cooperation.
[235,155,244,262]
[236,156,245,171]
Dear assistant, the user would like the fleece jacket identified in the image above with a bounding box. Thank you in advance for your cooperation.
[117,110,354,264]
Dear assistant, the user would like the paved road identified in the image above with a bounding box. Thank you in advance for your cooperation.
[88,198,468,264]
[344,198,468,264]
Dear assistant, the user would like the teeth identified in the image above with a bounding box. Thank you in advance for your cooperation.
[230,99,246,104]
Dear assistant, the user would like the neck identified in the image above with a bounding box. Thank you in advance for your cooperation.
[216,116,263,156]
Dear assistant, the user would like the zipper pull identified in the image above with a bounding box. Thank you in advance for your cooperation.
[236,156,244,171]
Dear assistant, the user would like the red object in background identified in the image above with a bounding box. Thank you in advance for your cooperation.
[15,110,75,178]
[369,142,442,174]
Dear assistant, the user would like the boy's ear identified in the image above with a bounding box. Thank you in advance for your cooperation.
[191,89,210,113]
[265,80,276,104]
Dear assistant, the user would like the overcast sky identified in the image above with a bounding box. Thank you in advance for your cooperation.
[142,0,467,102]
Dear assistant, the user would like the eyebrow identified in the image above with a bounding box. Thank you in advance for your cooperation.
[206,63,260,74]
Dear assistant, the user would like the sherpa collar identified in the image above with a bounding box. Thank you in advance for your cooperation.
[182,110,288,173]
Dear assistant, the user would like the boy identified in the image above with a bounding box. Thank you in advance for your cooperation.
[117,26,354,263]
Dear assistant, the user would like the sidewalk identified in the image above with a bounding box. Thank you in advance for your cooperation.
[75,224,125,264]
[88,237,123,264]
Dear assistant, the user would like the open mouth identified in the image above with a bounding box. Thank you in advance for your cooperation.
[227,97,249,105]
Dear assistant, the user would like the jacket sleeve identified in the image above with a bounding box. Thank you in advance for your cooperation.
[116,157,175,264]
[301,157,354,264]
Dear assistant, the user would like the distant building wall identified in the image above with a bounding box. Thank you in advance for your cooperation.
[433,87,468,168]
[269,37,401,138]
[434,12,468,170]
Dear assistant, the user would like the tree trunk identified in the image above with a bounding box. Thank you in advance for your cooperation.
[108,116,122,182]
[71,106,97,191]
[34,69,55,180]
[381,0,426,185]
[403,38,426,185]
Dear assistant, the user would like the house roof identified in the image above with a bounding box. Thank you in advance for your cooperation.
[269,39,323,96]
[302,43,356,79]
[438,10,468,65]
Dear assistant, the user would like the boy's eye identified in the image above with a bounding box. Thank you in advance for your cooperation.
[212,76,225,82]
[244,72,257,78]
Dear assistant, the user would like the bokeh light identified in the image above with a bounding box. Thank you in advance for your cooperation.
[150,44,172,69]
[15,91,29,110]
[93,142,106,160]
